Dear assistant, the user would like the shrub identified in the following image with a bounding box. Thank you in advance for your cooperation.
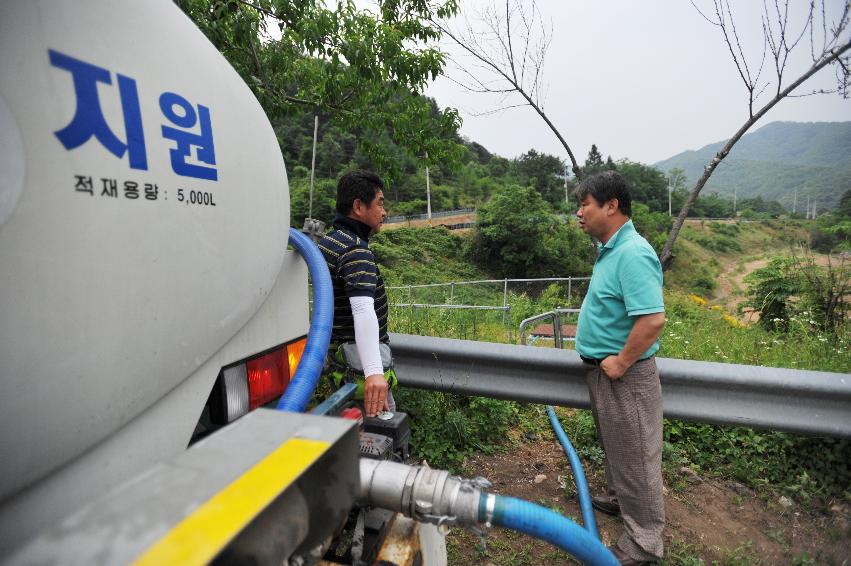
[394,388,518,471]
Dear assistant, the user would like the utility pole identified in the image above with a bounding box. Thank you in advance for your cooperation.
[733,187,737,216]
[564,165,569,205]
[792,189,797,216]
[309,113,318,220]
[425,152,431,221]
[301,112,326,241]
[806,195,811,219]
[668,178,672,217]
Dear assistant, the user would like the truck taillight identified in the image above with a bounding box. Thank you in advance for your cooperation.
[247,348,289,410]
[287,337,306,377]
[210,337,308,426]
[246,338,308,410]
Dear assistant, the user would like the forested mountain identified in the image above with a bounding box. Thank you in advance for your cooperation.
[654,122,851,210]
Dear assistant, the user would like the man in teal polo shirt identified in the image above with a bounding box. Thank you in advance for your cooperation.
[575,171,666,566]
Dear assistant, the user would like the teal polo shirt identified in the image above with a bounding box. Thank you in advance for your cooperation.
[575,220,664,360]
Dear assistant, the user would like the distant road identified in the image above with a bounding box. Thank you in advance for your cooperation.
[384,210,776,231]
[383,208,476,231]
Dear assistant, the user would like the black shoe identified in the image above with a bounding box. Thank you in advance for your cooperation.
[608,545,654,566]
[591,495,621,516]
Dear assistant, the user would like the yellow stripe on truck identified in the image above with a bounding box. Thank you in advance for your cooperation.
[133,437,331,566]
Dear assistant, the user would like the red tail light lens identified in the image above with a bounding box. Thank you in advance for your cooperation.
[246,348,290,410]
[245,337,308,410]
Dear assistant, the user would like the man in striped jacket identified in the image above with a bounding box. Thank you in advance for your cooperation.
[318,170,395,417]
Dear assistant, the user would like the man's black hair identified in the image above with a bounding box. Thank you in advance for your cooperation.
[575,170,633,217]
[336,169,384,215]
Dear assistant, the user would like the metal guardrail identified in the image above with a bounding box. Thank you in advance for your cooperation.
[389,333,851,438]
[519,308,581,349]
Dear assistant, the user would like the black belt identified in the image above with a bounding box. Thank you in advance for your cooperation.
[580,355,612,365]
[580,354,653,365]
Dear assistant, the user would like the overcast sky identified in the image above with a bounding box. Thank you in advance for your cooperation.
[423,0,851,167]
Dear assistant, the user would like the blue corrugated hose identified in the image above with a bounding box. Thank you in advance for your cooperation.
[547,405,599,538]
[484,494,618,566]
[276,228,333,413]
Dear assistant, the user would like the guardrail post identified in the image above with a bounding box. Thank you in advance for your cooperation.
[554,310,562,349]
[502,278,508,324]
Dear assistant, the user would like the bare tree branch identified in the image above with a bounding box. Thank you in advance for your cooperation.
[660,0,851,268]
[433,0,582,177]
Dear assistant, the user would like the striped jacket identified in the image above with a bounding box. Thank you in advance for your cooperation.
[317,215,389,345]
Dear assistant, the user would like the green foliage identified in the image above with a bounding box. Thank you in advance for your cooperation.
[289,177,337,226]
[686,232,743,253]
[665,421,851,503]
[664,235,721,294]
[177,0,465,187]
[512,149,567,207]
[372,226,481,284]
[808,190,851,252]
[745,255,850,333]
[393,389,518,470]
[662,291,850,372]
[838,188,851,219]
[691,192,735,218]
[616,160,670,213]
[632,202,673,252]
[469,185,594,278]
[583,144,606,176]
[708,222,740,237]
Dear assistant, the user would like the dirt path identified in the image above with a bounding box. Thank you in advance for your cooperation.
[713,257,770,318]
[447,435,850,565]
[713,252,840,317]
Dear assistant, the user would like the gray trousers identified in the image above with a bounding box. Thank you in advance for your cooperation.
[586,356,665,561]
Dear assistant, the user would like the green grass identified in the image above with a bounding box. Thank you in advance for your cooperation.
[376,222,851,503]
[389,288,851,501]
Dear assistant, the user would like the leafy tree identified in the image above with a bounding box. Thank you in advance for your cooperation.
[631,203,672,253]
[838,189,851,219]
[583,144,605,176]
[796,254,850,333]
[289,177,337,225]
[512,149,566,207]
[616,161,669,213]
[176,0,465,185]
[690,193,734,218]
[469,185,592,278]
[745,254,850,333]
[744,257,798,332]
[738,196,787,218]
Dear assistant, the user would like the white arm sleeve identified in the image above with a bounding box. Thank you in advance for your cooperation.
[349,296,384,377]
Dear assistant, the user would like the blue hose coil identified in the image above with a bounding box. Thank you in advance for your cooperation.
[276,228,333,413]
[547,405,599,538]
[488,495,618,566]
